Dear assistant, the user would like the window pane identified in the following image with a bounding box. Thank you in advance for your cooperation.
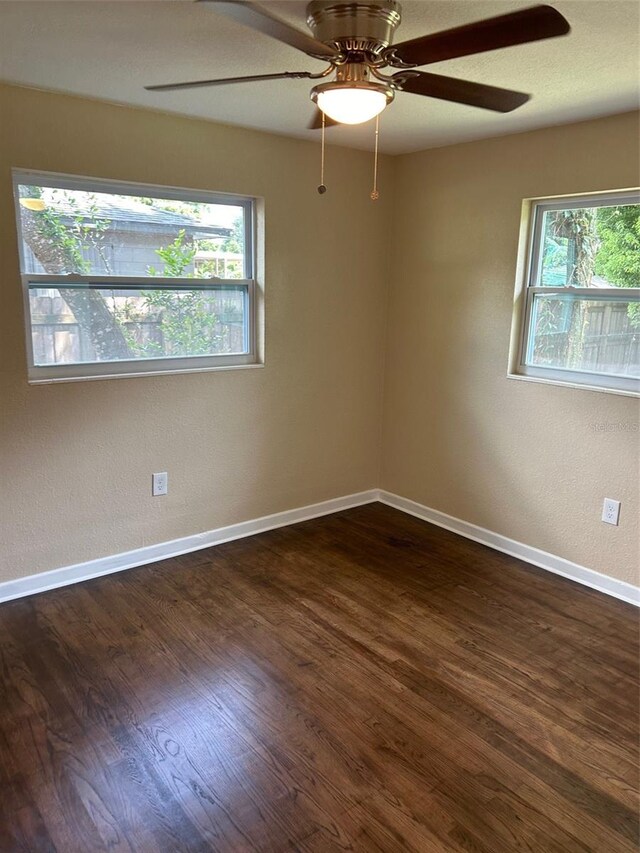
[538,202,640,288]
[17,185,247,279]
[29,285,248,365]
[526,293,639,377]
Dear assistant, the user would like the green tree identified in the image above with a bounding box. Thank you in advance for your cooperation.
[220,215,243,256]
[19,186,132,359]
[547,208,598,286]
[595,205,640,287]
[129,230,224,357]
[595,204,640,326]
[545,209,599,366]
[22,190,238,361]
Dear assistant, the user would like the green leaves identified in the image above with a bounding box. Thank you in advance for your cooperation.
[595,204,640,328]
[595,205,640,290]
[116,230,225,358]
[152,229,196,278]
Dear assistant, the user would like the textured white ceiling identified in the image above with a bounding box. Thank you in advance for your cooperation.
[0,0,638,154]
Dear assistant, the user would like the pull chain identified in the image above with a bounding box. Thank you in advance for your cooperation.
[370,114,380,201]
[317,111,327,195]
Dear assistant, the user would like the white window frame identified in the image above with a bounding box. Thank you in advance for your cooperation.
[508,188,640,397]
[12,169,260,383]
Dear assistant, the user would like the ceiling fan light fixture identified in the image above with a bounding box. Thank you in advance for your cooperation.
[311,80,393,125]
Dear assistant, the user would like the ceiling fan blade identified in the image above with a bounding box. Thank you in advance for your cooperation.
[146,70,314,92]
[394,71,530,112]
[199,0,340,60]
[386,5,570,67]
[308,108,340,130]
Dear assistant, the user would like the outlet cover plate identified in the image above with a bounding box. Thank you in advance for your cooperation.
[602,498,620,525]
[152,472,168,497]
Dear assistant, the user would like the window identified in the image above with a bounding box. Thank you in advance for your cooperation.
[511,189,640,395]
[13,170,258,382]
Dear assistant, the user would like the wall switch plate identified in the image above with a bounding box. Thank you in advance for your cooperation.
[602,498,620,526]
[152,472,168,496]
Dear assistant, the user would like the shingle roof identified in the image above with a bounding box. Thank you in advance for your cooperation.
[42,189,232,237]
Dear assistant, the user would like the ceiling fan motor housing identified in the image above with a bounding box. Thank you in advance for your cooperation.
[306,1,402,55]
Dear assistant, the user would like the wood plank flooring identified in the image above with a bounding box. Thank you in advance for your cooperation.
[0,503,638,852]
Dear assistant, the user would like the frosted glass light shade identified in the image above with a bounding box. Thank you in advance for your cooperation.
[315,85,391,125]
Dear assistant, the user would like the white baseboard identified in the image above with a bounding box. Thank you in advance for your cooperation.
[1,487,637,608]
[379,490,640,607]
[0,490,379,604]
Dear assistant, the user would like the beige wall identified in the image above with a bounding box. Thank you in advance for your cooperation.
[0,84,638,590]
[0,84,391,582]
[382,112,639,585]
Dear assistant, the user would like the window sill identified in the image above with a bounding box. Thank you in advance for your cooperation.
[28,361,264,385]
[506,370,639,398]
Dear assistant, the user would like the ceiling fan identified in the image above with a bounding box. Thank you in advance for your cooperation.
[146,1,571,128]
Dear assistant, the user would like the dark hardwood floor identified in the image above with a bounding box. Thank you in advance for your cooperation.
[0,503,638,852]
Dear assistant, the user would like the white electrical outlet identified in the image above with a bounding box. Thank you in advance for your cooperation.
[601,498,620,526]
[152,472,168,496]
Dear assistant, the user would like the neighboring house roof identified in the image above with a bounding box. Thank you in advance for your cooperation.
[41,189,232,238]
